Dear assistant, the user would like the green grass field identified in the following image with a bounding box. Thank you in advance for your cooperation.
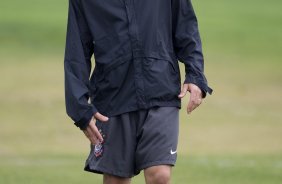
[0,0,282,183]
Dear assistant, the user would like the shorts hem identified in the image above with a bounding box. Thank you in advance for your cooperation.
[84,164,137,178]
[135,159,176,174]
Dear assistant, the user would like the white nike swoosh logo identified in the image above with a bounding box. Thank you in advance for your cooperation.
[170,149,177,155]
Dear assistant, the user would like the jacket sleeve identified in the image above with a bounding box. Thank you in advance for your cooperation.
[172,0,212,97]
[64,0,97,130]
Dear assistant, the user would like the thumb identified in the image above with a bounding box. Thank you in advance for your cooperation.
[178,83,189,98]
[94,112,109,122]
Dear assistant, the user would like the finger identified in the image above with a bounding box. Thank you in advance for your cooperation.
[89,118,103,142]
[83,116,104,144]
[82,129,90,138]
[94,112,109,122]
[187,91,202,114]
[89,121,104,142]
[178,84,189,98]
[89,136,99,145]
[188,83,203,99]
[84,127,99,145]
[187,95,194,114]
[187,100,198,114]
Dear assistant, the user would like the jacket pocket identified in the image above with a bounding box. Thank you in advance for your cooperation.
[93,33,131,65]
[143,57,181,100]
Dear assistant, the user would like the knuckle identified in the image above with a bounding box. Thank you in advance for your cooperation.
[94,113,99,119]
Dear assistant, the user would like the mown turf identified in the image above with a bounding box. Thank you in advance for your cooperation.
[0,0,282,183]
[1,154,282,184]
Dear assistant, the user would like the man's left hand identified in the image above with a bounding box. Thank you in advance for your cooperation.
[178,83,203,114]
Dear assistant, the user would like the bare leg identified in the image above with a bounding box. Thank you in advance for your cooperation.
[144,165,172,184]
[103,174,131,184]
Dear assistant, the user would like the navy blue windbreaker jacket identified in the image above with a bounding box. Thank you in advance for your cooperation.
[64,0,213,130]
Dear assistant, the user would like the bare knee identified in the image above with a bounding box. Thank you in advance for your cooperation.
[103,174,131,184]
[144,165,171,184]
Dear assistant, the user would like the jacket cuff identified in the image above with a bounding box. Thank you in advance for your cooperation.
[74,106,98,130]
[184,76,213,98]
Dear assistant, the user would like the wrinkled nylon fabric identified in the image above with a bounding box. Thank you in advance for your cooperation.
[64,0,212,129]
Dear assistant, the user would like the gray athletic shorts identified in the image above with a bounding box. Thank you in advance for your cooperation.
[84,106,179,178]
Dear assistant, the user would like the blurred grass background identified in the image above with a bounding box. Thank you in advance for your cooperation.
[0,0,282,183]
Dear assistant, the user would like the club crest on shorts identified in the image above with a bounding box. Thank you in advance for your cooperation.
[94,143,103,158]
[94,128,105,158]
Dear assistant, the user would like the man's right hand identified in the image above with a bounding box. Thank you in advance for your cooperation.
[82,112,109,145]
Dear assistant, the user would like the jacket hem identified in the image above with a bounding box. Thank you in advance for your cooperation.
[103,101,181,118]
